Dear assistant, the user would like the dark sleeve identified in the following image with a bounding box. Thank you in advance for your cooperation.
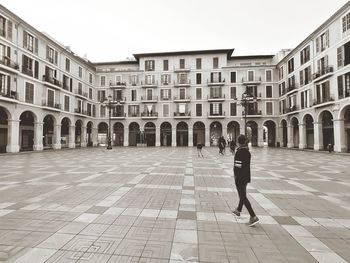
[242,151,251,176]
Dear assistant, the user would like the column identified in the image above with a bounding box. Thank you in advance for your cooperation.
[257,126,264,147]
[155,127,160,147]
[6,119,20,153]
[124,128,129,146]
[298,124,306,149]
[172,128,176,147]
[188,128,193,147]
[313,122,322,150]
[287,125,293,148]
[92,127,98,146]
[333,119,346,152]
[69,125,75,148]
[53,124,61,150]
[276,125,282,147]
[205,127,210,146]
[33,122,44,151]
[81,126,87,147]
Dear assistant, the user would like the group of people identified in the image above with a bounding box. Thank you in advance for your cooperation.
[218,136,237,155]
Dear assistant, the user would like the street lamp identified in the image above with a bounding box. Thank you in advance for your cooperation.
[104,94,113,150]
[240,92,254,136]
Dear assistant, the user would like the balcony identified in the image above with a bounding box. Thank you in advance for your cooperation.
[242,110,262,117]
[313,96,335,108]
[141,80,158,88]
[141,111,158,119]
[42,101,61,111]
[0,90,18,102]
[109,81,127,88]
[173,96,191,102]
[207,94,225,102]
[0,56,19,73]
[313,66,334,83]
[242,77,262,85]
[284,105,300,115]
[174,79,191,87]
[42,75,62,89]
[207,78,225,86]
[285,84,299,95]
[111,112,126,119]
[174,66,191,73]
[111,97,126,103]
[75,89,88,99]
[74,108,88,117]
[141,96,158,103]
[174,111,191,119]
[129,112,140,117]
[207,111,226,118]
[22,66,33,77]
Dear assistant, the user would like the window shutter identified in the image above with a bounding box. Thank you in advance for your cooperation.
[326,30,329,47]
[46,46,49,60]
[70,78,73,92]
[324,55,328,68]
[338,76,344,99]
[219,103,222,115]
[316,38,320,53]
[34,61,39,79]
[219,72,221,82]
[23,31,27,48]
[34,38,38,54]
[22,54,27,68]
[337,47,344,68]
[7,20,12,40]
[7,75,10,93]
[308,67,311,82]
[54,51,58,64]
[210,103,213,114]
[210,73,213,83]
[6,46,10,59]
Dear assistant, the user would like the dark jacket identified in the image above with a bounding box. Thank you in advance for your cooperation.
[233,146,251,183]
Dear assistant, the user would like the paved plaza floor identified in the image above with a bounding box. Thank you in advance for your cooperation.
[0,147,350,263]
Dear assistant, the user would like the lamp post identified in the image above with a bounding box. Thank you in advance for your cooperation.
[241,92,254,136]
[105,95,113,150]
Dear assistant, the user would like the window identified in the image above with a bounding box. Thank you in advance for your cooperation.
[100,105,106,117]
[196,73,201,84]
[78,67,82,78]
[230,103,237,116]
[300,46,310,65]
[266,86,272,98]
[163,104,170,117]
[288,58,294,74]
[179,88,186,99]
[196,88,202,100]
[210,103,222,115]
[179,59,185,69]
[288,76,295,90]
[25,82,34,103]
[266,102,273,115]
[0,73,9,94]
[316,56,329,75]
[64,96,69,111]
[247,85,257,97]
[178,73,187,84]
[89,73,93,84]
[248,71,254,81]
[337,73,350,99]
[98,90,106,102]
[114,89,122,101]
[316,30,329,53]
[87,103,92,116]
[131,89,137,101]
[89,88,92,99]
[342,12,350,33]
[47,89,54,107]
[22,55,33,77]
[210,87,222,98]
[78,82,83,95]
[145,60,155,71]
[163,60,168,71]
[299,66,312,86]
[130,75,138,85]
[65,58,70,72]
[196,104,202,116]
[337,41,350,68]
[100,76,106,86]
[196,58,201,69]
[213,57,219,69]
[230,87,236,99]
[279,82,286,96]
[23,31,37,53]
[230,72,236,83]
[315,81,331,104]
[210,72,222,83]
[145,75,155,85]
[46,46,57,64]
[300,90,311,109]
[129,105,139,117]
[161,74,171,84]
[161,89,171,100]
[146,89,153,100]
[265,70,272,82]
[0,16,5,37]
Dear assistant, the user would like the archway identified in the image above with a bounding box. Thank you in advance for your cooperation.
[19,111,35,151]
[160,122,172,146]
[227,121,240,143]
[263,120,276,147]
[320,111,334,150]
[0,107,8,153]
[193,122,205,146]
[247,121,258,147]
[98,122,108,146]
[304,115,314,149]
[61,117,70,148]
[145,122,156,146]
[43,115,55,149]
[344,108,350,152]
[210,121,222,146]
[281,119,288,147]
[129,122,140,146]
[291,117,299,148]
[113,122,124,146]
[87,121,93,147]
[75,120,82,147]
[176,122,188,146]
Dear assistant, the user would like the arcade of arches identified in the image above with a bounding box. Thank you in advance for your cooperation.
[0,106,350,153]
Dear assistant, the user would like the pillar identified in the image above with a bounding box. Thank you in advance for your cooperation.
[298,124,306,149]
[33,122,44,151]
[124,127,129,146]
[257,126,264,147]
[69,125,75,148]
[287,125,293,148]
[276,125,282,146]
[205,127,210,146]
[6,119,20,153]
[188,128,193,147]
[156,127,160,147]
[172,128,176,147]
[81,126,87,147]
[53,124,61,150]
[333,119,346,152]
[313,122,322,151]
[92,127,98,146]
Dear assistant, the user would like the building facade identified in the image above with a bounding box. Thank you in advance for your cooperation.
[0,3,349,153]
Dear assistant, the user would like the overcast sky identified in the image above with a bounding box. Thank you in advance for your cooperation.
[0,0,348,62]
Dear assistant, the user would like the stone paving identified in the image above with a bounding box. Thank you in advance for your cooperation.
[0,146,350,262]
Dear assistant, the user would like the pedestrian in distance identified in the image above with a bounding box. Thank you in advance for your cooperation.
[230,139,236,155]
[232,134,259,227]
[327,143,333,153]
[218,137,224,155]
[197,142,204,158]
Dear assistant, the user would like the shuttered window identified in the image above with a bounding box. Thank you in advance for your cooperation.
[25,82,34,103]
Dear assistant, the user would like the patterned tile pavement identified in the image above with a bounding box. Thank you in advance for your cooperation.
[0,147,349,262]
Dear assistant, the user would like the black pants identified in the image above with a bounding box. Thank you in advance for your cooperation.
[235,180,256,217]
